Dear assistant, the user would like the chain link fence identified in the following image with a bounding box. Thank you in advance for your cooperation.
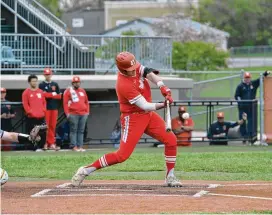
[229,46,272,68]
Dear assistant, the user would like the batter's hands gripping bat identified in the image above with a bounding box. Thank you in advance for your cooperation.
[165,100,172,132]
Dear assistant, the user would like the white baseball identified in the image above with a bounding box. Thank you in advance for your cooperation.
[182,112,190,119]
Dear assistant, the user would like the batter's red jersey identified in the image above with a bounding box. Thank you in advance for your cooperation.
[116,64,152,113]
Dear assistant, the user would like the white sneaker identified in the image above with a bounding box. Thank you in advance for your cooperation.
[165,175,182,187]
[79,148,86,152]
[71,167,88,187]
[35,149,43,152]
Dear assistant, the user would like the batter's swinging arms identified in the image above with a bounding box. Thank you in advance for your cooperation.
[71,52,182,187]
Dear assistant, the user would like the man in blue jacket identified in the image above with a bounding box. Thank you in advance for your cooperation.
[234,71,270,143]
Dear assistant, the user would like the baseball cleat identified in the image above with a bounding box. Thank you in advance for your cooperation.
[71,167,88,187]
[166,175,182,187]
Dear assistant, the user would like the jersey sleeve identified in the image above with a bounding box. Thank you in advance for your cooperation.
[143,67,159,78]
[252,78,260,88]
[226,122,239,128]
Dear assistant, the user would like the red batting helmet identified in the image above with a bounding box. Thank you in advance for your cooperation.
[115,52,140,72]
[43,67,53,75]
[72,76,80,83]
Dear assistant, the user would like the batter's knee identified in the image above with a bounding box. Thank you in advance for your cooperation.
[114,150,130,163]
[163,132,177,147]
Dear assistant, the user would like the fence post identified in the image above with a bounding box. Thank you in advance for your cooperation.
[20,35,23,75]
[71,37,74,75]
[54,31,57,70]
[263,46,266,66]
[259,73,266,145]
[240,69,244,81]
[14,0,18,36]
[170,38,173,74]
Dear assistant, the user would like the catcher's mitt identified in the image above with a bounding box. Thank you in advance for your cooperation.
[29,124,47,143]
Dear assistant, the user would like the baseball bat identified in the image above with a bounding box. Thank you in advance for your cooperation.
[165,100,172,132]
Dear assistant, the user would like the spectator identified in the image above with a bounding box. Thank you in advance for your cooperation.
[171,106,194,147]
[1,88,16,131]
[235,71,270,143]
[63,76,89,152]
[110,118,121,149]
[39,68,62,151]
[22,75,46,151]
[207,112,247,145]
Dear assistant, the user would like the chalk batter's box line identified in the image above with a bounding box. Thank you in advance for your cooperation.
[208,193,272,201]
[31,182,272,199]
[32,193,193,198]
[31,182,213,198]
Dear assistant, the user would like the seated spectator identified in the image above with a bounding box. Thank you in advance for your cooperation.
[207,112,247,145]
[63,76,89,152]
[1,88,16,132]
[171,106,194,147]
[110,118,121,149]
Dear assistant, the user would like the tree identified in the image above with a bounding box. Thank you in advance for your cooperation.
[172,41,229,71]
[152,13,226,49]
[38,0,62,17]
[196,0,272,47]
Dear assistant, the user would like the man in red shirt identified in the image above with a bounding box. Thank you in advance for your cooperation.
[171,106,194,146]
[63,76,89,152]
[72,52,181,187]
[22,75,46,151]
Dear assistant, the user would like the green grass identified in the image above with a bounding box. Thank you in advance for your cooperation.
[2,146,272,181]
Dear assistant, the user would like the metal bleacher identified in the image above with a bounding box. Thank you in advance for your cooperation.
[0,0,95,73]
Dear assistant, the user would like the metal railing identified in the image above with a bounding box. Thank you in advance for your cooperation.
[1,99,263,147]
[1,0,67,32]
[21,0,67,30]
[0,34,172,74]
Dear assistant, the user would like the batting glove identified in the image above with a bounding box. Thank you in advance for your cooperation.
[263,71,271,77]
[160,86,171,97]
[165,94,173,105]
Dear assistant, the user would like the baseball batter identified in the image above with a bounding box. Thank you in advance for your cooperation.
[72,52,181,187]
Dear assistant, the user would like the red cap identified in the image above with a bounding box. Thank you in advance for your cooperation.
[115,52,140,72]
[72,76,80,83]
[244,72,251,78]
[1,87,6,93]
[217,112,224,118]
[43,68,53,75]
[178,106,186,112]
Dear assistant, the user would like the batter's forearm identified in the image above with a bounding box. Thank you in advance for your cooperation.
[146,72,163,85]
[135,96,164,111]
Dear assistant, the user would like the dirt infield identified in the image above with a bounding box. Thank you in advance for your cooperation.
[2,180,272,214]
